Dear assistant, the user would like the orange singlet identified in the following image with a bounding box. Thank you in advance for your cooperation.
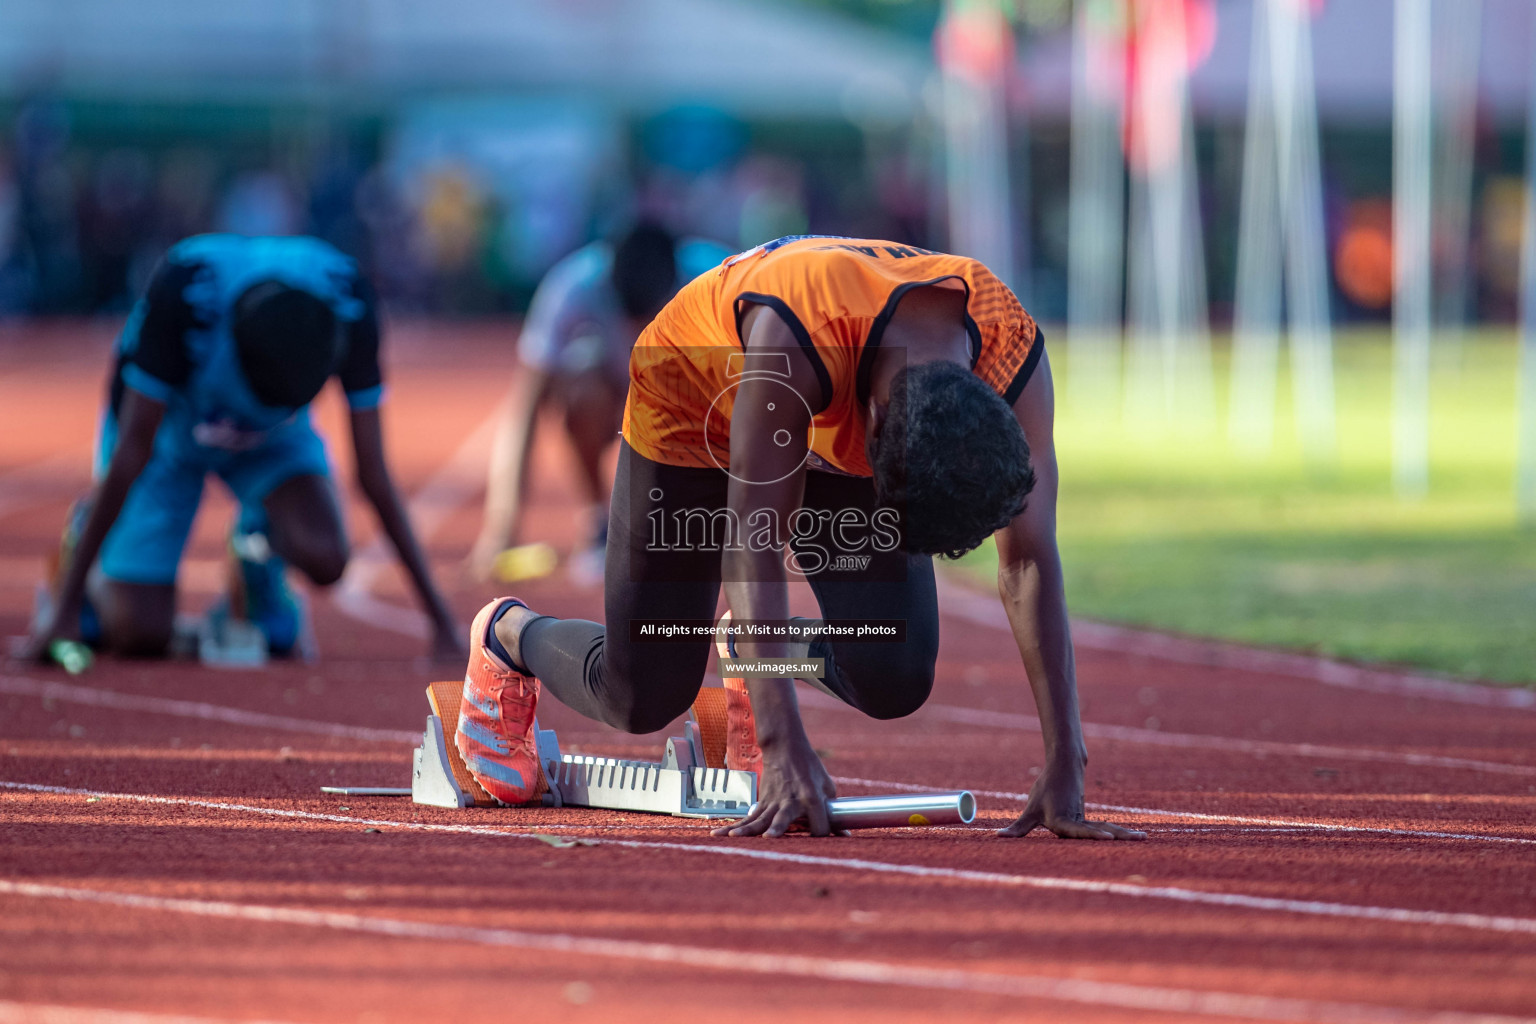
[621,235,1043,477]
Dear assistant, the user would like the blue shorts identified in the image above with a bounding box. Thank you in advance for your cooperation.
[97,419,332,586]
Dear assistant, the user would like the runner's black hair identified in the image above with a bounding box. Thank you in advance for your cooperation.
[870,361,1034,558]
[232,281,343,409]
[612,221,678,320]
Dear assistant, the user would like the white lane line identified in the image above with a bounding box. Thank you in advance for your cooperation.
[804,693,1536,778]
[6,781,1536,939]
[1155,827,1319,834]
[1,882,1528,1024]
[831,776,1536,847]
[0,1001,292,1024]
[332,407,500,640]
[16,661,1533,783]
[934,575,1536,711]
[8,676,1533,847]
[1087,802,1536,846]
[375,821,1308,836]
[0,675,418,745]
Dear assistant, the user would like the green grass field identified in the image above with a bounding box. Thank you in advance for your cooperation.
[958,329,1536,687]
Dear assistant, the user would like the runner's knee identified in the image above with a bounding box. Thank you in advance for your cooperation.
[838,643,937,720]
[291,540,348,586]
[270,529,348,586]
[855,670,933,720]
[595,671,698,734]
[94,581,176,658]
[261,476,348,585]
[602,691,695,735]
[103,608,175,658]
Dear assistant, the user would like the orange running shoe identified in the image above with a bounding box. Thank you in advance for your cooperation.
[713,611,762,776]
[455,597,543,805]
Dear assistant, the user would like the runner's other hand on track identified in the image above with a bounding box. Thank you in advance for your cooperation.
[11,600,77,666]
[462,534,502,583]
[714,736,842,838]
[998,757,1146,841]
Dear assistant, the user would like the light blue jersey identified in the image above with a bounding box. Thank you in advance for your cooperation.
[96,234,381,584]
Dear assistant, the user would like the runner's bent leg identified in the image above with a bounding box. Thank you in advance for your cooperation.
[90,577,178,656]
[556,368,625,509]
[262,473,349,586]
[517,442,726,733]
[91,447,205,657]
[791,470,939,719]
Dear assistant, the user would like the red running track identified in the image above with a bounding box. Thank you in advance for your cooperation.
[1,322,1533,1024]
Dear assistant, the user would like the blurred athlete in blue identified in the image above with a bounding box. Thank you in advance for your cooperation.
[466,222,730,583]
[20,234,463,662]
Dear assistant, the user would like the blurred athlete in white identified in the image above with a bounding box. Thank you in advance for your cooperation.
[467,222,730,585]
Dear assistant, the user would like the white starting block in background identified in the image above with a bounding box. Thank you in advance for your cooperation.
[322,682,978,829]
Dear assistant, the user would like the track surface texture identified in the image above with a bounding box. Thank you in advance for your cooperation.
[2,322,1533,1024]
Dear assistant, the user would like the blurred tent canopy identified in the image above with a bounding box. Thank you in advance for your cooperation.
[0,0,930,122]
[1021,0,1535,122]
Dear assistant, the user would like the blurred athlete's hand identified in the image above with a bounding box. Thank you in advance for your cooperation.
[463,536,503,583]
[11,597,81,667]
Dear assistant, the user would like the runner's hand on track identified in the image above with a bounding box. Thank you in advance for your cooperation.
[11,597,77,665]
[10,628,55,665]
[714,737,841,838]
[462,535,502,583]
[998,758,1146,841]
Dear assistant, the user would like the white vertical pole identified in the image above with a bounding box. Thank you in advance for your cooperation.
[940,0,1015,287]
[1394,0,1434,499]
[1177,61,1215,431]
[1275,0,1336,460]
[1126,0,1210,428]
[1124,162,1159,423]
[1230,0,1283,453]
[1433,0,1483,356]
[1145,9,1184,421]
[1066,0,1126,416]
[1517,8,1536,523]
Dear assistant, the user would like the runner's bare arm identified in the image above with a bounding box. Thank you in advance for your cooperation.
[993,350,1145,841]
[16,389,165,661]
[349,407,465,661]
[714,303,838,838]
[466,364,551,579]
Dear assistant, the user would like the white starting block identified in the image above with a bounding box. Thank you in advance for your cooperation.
[411,707,757,819]
[326,682,977,829]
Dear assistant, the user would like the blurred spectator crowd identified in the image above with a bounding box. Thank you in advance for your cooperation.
[0,96,935,318]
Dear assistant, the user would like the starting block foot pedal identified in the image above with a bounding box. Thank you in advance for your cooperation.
[413,681,561,809]
[413,712,476,808]
[195,611,268,669]
[688,687,730,769]
[414,681,495,807]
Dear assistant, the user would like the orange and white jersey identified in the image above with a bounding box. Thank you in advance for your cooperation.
[621,235,1043,477]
